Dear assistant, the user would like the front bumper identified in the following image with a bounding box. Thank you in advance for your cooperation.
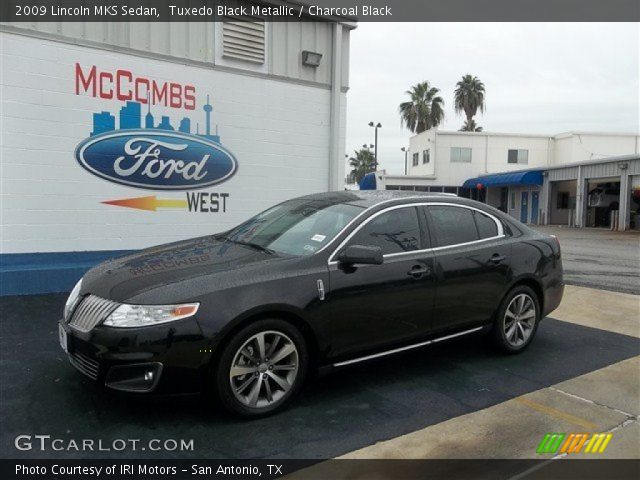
[59,317,211,394]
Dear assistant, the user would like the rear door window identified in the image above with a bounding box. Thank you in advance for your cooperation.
[473,211,499,239]
[426,206,479,247]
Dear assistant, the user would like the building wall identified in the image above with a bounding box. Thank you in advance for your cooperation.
[548,180,576,225]
[0,21,350,89]
[556,133,640,164]
[407,129,436,177]
[1,22,216,63]
[406,130,640,188]
[485,135,551,173]
[1,31,345,255]
[553,136,573,166]
[407,130,553,185]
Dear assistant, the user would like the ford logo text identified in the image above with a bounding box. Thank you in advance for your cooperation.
[75,130,238,190]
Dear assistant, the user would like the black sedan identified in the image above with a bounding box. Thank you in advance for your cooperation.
[59,191,564,417]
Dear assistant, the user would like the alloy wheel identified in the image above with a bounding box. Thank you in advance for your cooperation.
[503,293,536,347]
[229,330,299,409]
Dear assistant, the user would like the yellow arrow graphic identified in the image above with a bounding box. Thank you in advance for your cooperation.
[102,196,188,211]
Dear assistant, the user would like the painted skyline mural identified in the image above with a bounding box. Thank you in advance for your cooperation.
[90,95,221,143]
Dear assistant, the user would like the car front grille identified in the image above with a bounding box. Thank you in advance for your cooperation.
[69,350,100,380]
[68,295,120,333]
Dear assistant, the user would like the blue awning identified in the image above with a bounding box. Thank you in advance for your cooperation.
[462,170,543,189]
[358,172,377,190]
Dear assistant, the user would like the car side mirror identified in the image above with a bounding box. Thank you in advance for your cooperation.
[338,245,383,266]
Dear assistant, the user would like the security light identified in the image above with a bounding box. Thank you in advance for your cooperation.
[302,51,322,67]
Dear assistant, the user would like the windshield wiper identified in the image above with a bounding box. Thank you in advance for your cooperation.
[222,237,275,254]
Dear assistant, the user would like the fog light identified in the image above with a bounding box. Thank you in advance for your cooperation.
[105,362,163,392]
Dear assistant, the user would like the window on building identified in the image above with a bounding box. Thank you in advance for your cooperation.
[348,207,421,254]
[429,186,443,192]
[422,149,430,164]
[458,187,471,198]
[222,19,266,64]
[508,149,529,164]
[427,206,479,246]
[510,192,516,210]
[557,192,569,209]
[412,153,419,166]
[473,211,499,239]
[450,147,472,163]
[444,186,457,194]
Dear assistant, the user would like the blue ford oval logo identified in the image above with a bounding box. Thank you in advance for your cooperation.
[75,130,238,190]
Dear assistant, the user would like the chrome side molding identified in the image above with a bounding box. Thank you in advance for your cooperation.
[332,326,484,367]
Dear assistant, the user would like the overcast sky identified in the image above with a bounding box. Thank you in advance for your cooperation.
[345,23,639,175]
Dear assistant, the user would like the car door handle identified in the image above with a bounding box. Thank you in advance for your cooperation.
[489,254,506,264]
[407,265,430,278]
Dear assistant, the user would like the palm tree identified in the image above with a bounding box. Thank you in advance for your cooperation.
[454,74,486,128]
[459,119,483,132]
[349,148,376,183]
[398,81,445,134]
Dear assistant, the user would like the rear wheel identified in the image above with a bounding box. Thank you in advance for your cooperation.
[214,319,308,418]
[492,285,540,353]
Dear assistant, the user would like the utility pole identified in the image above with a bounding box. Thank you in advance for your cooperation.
[401,147,409,175]
[368,121,382,169]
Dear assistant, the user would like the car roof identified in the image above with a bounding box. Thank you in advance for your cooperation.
[283,190,532,237]
[294,190,461,209]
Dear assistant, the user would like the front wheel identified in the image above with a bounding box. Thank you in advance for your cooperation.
[214,319,308,418]
[492,286,540,353]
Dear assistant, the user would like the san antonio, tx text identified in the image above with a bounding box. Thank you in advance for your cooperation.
[16,464,283,477]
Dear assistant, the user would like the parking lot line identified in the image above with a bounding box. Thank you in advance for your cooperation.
[515,396,599,430]
[330,357,637,460]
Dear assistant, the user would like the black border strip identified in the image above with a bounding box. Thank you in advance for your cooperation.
[1,0,639,22]
[4,459,640,480]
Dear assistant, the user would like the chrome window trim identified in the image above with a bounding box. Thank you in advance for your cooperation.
[314,196,439,254]
[327,202,504,265]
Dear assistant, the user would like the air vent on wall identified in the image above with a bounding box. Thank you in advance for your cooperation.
[222,17,265,64]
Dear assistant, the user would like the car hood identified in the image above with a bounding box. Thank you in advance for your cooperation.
[81,235,288,303]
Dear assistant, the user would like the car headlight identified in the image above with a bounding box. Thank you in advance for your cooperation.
[102,303,200,328]
[64,278,83,320]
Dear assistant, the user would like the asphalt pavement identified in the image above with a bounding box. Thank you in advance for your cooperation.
[1,292,638,460]
[534,226,640,295]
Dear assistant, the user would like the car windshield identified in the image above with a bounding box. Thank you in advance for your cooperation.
[219,198,364,256]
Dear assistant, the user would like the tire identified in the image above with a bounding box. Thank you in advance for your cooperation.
[492,285,541,354]
[214,319,308,418]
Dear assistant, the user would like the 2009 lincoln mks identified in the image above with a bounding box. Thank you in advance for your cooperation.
[59,191,564,417]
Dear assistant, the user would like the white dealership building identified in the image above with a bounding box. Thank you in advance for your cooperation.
[0,12,355,295]
[365,129,640,232]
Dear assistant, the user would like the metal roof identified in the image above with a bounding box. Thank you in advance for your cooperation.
[463,171,544,188]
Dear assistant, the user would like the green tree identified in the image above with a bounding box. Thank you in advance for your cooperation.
[398,81,445,134]
[454,74,486,129]
[459,119,483,132]
[349,148,376,183]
